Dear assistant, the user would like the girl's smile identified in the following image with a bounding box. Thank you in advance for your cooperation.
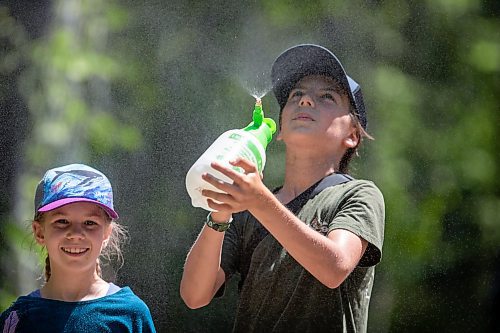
[61,247,89,255]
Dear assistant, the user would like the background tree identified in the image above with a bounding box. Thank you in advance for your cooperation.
[1,0,498,332]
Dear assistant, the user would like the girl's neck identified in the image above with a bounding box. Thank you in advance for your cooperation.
[40,271,109,302]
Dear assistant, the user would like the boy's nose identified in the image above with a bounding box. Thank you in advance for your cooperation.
[299,95,314,107]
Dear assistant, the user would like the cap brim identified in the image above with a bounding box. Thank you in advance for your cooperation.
[271,44,366,129]
[37,198,119,219]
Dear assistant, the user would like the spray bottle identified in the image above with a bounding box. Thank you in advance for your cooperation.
[185,98,277,211]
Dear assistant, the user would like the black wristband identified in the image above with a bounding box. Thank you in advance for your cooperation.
[206,212,233,232]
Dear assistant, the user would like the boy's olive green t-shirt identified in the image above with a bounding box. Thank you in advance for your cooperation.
[220,179,385,333]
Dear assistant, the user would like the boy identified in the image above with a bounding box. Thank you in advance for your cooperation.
[181,44,385,332]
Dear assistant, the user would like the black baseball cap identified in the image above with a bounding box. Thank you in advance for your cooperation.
[271,44,367,129]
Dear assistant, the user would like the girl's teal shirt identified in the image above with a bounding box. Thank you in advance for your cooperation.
[0,286,156,332]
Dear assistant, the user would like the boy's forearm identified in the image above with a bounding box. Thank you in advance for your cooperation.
[249,192,363,288]
[180,226,225,308]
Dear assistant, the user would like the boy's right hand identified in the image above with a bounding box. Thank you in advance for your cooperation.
[201,157,270,214]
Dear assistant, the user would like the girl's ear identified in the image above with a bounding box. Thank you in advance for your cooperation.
[32,221,45,245]
[103,223,113,247]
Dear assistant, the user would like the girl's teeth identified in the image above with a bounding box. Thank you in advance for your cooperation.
[63,248,87,254]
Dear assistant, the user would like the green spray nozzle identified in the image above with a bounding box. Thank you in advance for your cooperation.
[252,98,264,127]
[243,98,277,149]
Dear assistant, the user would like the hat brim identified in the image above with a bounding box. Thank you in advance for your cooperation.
[37,197,119,219]
[271,44,366,129]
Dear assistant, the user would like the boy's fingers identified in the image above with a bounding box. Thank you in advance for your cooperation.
[206,198,232,212]
[230,158,258,174]
[202,189,231,202]
[202,173,233,193]
[209,162,243,181]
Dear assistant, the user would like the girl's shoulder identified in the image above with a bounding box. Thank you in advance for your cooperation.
[0,293,42,332]
[105,286,152,311]
[1,291,41,311]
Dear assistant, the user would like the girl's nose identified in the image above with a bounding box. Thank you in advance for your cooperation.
[66,225,84,239]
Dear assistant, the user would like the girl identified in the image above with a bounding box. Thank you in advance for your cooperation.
[0,163,156,332]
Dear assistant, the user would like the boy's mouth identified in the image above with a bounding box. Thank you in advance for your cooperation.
[293,113,314,121]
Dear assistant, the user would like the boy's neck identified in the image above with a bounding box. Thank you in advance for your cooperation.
[278,151,339,204]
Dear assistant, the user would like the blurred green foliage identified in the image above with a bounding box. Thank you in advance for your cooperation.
[1,0,498,332]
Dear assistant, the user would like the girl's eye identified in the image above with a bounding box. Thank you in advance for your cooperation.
[84,220,98,226]
[53,219,69,228]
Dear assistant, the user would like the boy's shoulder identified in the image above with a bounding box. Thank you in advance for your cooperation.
[319,177,383,198]
[309,178,385,214]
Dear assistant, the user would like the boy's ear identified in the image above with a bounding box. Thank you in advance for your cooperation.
[276,128,283,141]
[32,221,45,245]
[344,128,359,149]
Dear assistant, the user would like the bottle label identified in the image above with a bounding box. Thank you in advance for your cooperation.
[219,132,263,172]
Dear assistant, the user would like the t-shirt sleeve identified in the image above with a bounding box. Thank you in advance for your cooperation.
[136,299,157,332]
[119,288,157,332]
[327,180,385,267]
[220,214,243,279]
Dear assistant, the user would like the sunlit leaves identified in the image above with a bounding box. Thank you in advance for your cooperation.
[428,0,481,17]
[469,40,500,72]
[88,112,142,153]
[32,30,121,81]
[478,197,500,247]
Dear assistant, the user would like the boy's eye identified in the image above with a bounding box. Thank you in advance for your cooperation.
[289,90,303,99]
[84,220,98,226]
[321,93,334,100]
